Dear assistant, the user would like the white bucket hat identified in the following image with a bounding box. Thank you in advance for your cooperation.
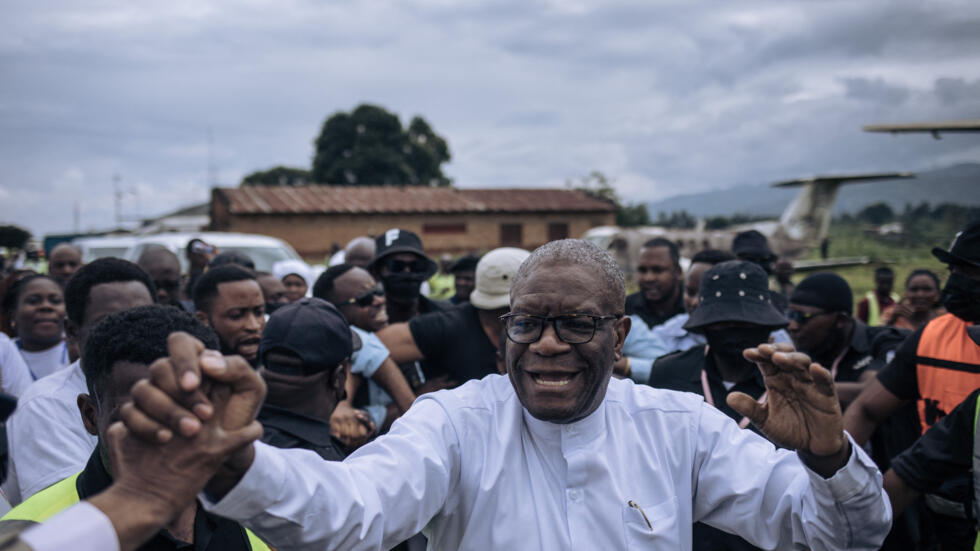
[469,247,531,310]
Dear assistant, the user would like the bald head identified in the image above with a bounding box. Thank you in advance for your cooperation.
[137,246,183,307]
[49,244,83,286]
[344,236,376,269]
[513,239,626,313]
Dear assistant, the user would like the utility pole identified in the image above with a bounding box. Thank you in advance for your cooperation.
[113,173,122,227]
[207,127,218,187]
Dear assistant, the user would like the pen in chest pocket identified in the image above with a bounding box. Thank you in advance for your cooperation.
[627,500,653,531]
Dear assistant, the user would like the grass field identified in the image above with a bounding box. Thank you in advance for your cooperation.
[803,219,952,298]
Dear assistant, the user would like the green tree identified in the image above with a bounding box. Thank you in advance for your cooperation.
[857,202,895,225]
[311,104,451,186]
[567,171,651,227]
[241,166,312,187]
[655,210,697,229]
[0,225,31,250]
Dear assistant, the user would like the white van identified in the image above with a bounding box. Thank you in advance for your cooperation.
[122,232,305,273]
[72,236,139,263]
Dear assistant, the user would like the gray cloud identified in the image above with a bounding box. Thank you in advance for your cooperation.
[1,0,979,236]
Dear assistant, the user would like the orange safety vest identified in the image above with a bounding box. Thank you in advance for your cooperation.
[915,313,980,433]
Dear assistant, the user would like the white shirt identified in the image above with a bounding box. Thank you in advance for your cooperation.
[2,361,96,505]
[14,340,69,382]
[0,333,33,396]
[204,375,890,551]
[18,502,119,551]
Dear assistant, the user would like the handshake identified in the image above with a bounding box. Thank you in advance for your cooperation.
[94,332,267,550]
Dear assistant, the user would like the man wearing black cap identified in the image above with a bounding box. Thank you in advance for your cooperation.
[366,229,449,394]
[447,254,479,305]
[368,229,448,324]
[787,272,907,410]
[787,273,920,550]
[732,230,788,313]
[646,260,793,551]
[257,298,355,461]
[624,238,684,330]
[845,219,980,549]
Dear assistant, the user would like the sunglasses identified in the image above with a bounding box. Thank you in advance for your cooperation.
[341,287,384,307]
[386,258,430,274]
[786,309,833,325]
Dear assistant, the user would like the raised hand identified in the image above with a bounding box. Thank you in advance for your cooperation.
[120,332,267,493]
[726,343,848,465]
[95,395,262,551]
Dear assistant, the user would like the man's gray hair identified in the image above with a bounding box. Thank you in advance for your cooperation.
[512,239,625,313]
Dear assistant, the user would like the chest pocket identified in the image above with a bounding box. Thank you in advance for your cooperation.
[621,495,679,548]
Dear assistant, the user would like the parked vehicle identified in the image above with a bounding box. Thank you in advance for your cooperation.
[72,235,139,263]
[121,232,304,273]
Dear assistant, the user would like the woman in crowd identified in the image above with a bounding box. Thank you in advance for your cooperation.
[882,268,945,331]
[0,270,37,337]
[273,259,313,303]
[2,275,69,381]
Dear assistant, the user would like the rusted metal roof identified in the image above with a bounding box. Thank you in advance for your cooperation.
[214,186,616,215]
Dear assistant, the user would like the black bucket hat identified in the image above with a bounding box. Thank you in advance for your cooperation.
[684,260,789,332]
[366,229,438,277]
[932,220,980,268]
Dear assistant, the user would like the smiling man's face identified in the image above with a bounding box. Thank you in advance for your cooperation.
[505,260,627,424]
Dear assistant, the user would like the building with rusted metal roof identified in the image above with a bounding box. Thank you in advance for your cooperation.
[210,186,616,261]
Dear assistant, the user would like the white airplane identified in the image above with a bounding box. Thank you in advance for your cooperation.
[583,172,915,276]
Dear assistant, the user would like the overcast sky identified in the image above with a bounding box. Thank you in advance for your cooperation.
[2,0,979,237]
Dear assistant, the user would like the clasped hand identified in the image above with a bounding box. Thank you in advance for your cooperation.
[118,332,267,497]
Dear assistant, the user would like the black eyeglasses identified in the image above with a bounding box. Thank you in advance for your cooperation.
[341,287,384,307]
[386,258,430,274]
[500,313,622,344]
[786,309,832,325]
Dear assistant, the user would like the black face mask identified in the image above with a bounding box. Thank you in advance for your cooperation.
[382,272,427,302]
[704,326,772,381]
[941,272,980,323]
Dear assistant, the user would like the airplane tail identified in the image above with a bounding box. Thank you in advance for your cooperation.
[772,172,914,255]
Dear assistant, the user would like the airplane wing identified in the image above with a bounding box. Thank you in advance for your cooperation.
[772,172,915,188]
[791,257,873,272]
[863,120,980,139]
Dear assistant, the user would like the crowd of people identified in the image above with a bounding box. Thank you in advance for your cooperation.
[0,219,975,551]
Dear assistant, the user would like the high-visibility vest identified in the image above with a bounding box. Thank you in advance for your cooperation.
[972,396,980,551]
[0,472,271,551]
[864,291,900,326]
[916,313,980,434]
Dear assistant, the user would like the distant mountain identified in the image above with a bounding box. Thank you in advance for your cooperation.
[646,163,980,218]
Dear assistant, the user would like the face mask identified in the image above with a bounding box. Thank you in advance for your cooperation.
[941,272,980,323]
[382,272,426,302]
[704,326,772,380]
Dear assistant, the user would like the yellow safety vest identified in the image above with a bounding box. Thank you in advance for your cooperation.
[864,291,900,326]
[0,473,270,551]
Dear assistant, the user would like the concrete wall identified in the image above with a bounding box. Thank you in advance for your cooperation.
[212,209,614,262]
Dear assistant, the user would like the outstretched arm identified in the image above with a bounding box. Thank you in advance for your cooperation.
[376,323,424,365]
[120,332,456,551]
[842,378,906,446]
[370,357,416,413]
